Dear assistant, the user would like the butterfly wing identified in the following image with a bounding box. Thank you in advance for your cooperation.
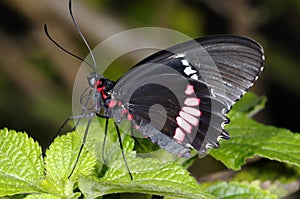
[111,35,264,157]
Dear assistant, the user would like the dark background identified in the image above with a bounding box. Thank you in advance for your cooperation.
[0,0,299,198]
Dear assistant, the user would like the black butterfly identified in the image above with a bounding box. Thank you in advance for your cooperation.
[46,0,264,180]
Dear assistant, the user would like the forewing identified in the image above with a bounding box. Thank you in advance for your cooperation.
[136,35,264,110]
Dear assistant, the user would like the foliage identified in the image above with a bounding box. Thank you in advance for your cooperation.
[0,93,299,198]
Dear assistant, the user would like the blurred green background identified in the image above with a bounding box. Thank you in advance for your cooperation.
[0,0,299,197]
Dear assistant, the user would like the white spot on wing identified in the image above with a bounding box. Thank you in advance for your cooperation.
[185,85,194,95]
[191,74,198,80]
[179,111,199,127]
[182,106,201,117]
[181,59,189,66]
[173,53,185,58]
[185,143,192,148]
[174,128,185,142]
[184,66,197,75]
[184,98,200,106]
[176,116,192,134]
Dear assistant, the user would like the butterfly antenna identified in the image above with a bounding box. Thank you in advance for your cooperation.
[44,24,95,70]
[68,0,97,72]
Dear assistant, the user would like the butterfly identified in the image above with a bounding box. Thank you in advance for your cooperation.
[45,0,264,180]
[90,35,265,158]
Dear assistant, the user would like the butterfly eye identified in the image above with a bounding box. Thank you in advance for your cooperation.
[87,77,96,87]
[87,72,103,88]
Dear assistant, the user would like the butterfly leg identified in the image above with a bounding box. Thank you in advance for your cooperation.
[43,112,90,157]
[101,116,109,164]
[58,113,84,134]
[68,112,95,178]
[114,122,133,180]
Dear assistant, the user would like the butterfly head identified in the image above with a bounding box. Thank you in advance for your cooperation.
[85,72,115,113]
[87,72,114,91]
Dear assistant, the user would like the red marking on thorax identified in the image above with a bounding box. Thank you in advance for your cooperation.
[96,80,102,91]
[95,80,108,99]
[96,80,107,97]
[101,91,108,99]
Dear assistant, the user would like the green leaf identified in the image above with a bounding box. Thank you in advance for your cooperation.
[231,92,267,117]
[206,181,277,199]
[209,111,300,170]
[24,193,61,199]
[41,132,97,197]
[45,132,97,179]
[233,162,299,183]
[0,128,44,196]
[79,158,215,199]
[24,192,81,199]
[1,194,27,199]
[232,162,300,197]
